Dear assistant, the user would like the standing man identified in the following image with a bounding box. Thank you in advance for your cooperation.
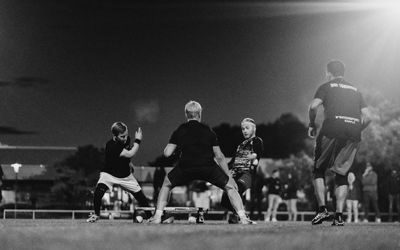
[387,169,400,222]
[308,60,371,226]
[149,101,255,224]
[87,122,151,223]
[362,163,381,223]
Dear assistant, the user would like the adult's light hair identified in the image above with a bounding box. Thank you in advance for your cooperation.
[185,100,202,120]
[111,122,127,136]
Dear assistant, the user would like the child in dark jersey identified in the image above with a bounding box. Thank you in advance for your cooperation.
[87,122,151,223]
[221,118,263,223]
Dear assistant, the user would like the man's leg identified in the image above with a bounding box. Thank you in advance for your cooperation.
[223,178,255,224]
[291,199,298,221]
[332,184,347,226]
[353,200,359,223]
[221,190,235,213]
[363,191,371,222]
[396,194,400,222]
[388,194,394,222]
[150,176,173,223]
[371,192,380,222]
[265,195,273,222]
[313,178,326,208]
[346,200,352,223]
[311,177,330,225]
[332,173,348,225]
[271,196,281,221]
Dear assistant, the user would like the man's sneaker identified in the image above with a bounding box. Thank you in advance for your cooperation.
[332,215,344,226]
[239,216,257,225]
[311,210,330,225]
[228,214,239,224]
[148,216,162,224]
[86,213,100,223]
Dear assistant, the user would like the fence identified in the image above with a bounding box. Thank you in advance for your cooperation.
[2,209,318,221]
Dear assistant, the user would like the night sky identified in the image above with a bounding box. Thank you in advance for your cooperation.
[1,1,399,164]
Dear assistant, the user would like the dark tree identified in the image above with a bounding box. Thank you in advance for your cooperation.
[51,145,104,208]
[213,113,308,159]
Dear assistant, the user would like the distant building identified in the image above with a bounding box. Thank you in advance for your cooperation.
[0,147,76,208]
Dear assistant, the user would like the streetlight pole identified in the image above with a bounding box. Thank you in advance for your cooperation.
[11,163,22,219]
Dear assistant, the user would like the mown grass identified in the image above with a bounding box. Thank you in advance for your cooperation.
[0,219,399,250]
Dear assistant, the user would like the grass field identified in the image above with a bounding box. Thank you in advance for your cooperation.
[0,219,399,250]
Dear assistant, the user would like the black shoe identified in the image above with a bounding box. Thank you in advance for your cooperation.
[332,215,344,226]
[311,210,330,225]
[228,214,239,224]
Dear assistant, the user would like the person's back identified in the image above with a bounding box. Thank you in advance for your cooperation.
[317,78,365,141]
[171,120,217,168]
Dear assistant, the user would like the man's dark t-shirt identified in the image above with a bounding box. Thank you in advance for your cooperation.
[169,120,218,168]
[314,78,366,141]
[102,139,131,178]
[231,136,264,172]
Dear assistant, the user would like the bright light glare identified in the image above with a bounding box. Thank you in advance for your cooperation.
[362,0,400,22]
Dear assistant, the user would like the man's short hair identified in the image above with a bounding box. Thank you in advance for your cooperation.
[327,60,345,77]
[185,100,202,119]
[111,122,127,136]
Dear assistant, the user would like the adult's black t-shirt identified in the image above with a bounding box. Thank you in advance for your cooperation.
[102,139,131,178]
[231,136,264,171]
[314,78,366,141]
[169,120,218,168]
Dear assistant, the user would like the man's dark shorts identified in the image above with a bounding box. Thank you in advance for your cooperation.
[233,171,252,193]
[313,135,359,185]
[168,164,229,189]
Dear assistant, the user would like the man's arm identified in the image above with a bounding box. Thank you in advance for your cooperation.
[308,98,323,138]
[164,143,177,157]
[361,107,372,131]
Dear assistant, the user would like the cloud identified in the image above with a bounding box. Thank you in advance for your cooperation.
[0,126,37,135]
[130,100,160,124]
[0,77,50,88]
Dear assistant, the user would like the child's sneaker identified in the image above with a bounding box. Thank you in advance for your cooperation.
[86,213,100,223]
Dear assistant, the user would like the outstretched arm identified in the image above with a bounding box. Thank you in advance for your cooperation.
[120,127,142,158]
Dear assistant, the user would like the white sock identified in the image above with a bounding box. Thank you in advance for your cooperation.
[237,210,246,217]
[154,209,163,218]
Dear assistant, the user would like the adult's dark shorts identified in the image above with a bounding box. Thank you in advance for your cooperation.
[313,135,360,178]
[233,171,252,192]
[168,164,229,189]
